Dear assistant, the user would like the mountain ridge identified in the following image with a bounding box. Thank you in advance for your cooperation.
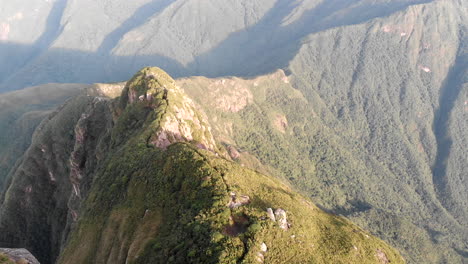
[0,0,466,262]
[0,68,406,264]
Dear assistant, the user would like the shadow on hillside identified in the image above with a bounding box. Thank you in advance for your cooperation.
[314,199,373,216]
[0,0,433,92]
[187,0,433,77]
[432,51,467,222]
[2,0,69,87]
[0,42,189,92]
[97,0,175,54]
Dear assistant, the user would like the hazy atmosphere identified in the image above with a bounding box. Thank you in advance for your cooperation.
[0,0,466,263]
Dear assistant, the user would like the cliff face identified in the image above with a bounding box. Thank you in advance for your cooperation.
[0,84,118,263]
[0,68,404,264]
[0,84,87,190]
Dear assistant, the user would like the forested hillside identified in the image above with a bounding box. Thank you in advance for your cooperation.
[0,84,86,189]
[0,68,405,264]
[0,0,466,263]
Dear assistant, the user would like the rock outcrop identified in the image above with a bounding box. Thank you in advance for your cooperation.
[120,67,217,151]
[0,248,39,264]
[274,208,290,230]
[266,208,290,230]
[227,192,250,209]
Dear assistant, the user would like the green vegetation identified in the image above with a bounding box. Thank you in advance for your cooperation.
[1,5,467,260]
[0,84,119,263]
[0,254,14,264]
[58,68,404,262]
[179,10,468,258]
[61,138,404,263]
[0,0,453,92]
[0,84,85,190]
[0,0,465,263]
[0,67,404,264]
[285,2,468,262]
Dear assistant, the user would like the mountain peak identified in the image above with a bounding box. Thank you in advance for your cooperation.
[116,67,217,151]
[120,67,175,107]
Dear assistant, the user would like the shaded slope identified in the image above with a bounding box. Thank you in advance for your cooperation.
[432,48,467,222]
[0,0,69,88]
[96,0,174,54]
[187,0,433,77]
[0,86,118,263]
[0,83,87,190]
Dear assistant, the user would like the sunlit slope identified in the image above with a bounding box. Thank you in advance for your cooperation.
[179,1,468,262]
[0,68,405,264]
[289,0,467,244]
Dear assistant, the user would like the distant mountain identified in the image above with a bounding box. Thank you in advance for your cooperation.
[0,0,448,92]
[0,68,405,264]
[0,0,466,263]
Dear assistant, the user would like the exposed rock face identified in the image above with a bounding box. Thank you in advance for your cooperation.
[0,88,115,263]
[0,22,10,41]
[227,145,240,159]
[177,76,254,113]
[255,242,268,263]
[0,68,406,264]
[0,83,87,190]
[260,243,267,252]
[274,208,289,230]
[266,208,276,222]
[121,67,217,151]
[66,97,115,225]
[0,67,219,263]
[227,192,250,209]
[206,78,253,113]
[0,248,40,264]
[273,114,288,133]
[376,249,390,264]
[266,208,290,230]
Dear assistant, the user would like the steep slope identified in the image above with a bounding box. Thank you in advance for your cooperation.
[0,83,119,263]
[0,84,87,190]
[0,2,465,262]
[0,68,404,264]
[173,1,468,263]
[288,1,467,262]
[177,64,467,263]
